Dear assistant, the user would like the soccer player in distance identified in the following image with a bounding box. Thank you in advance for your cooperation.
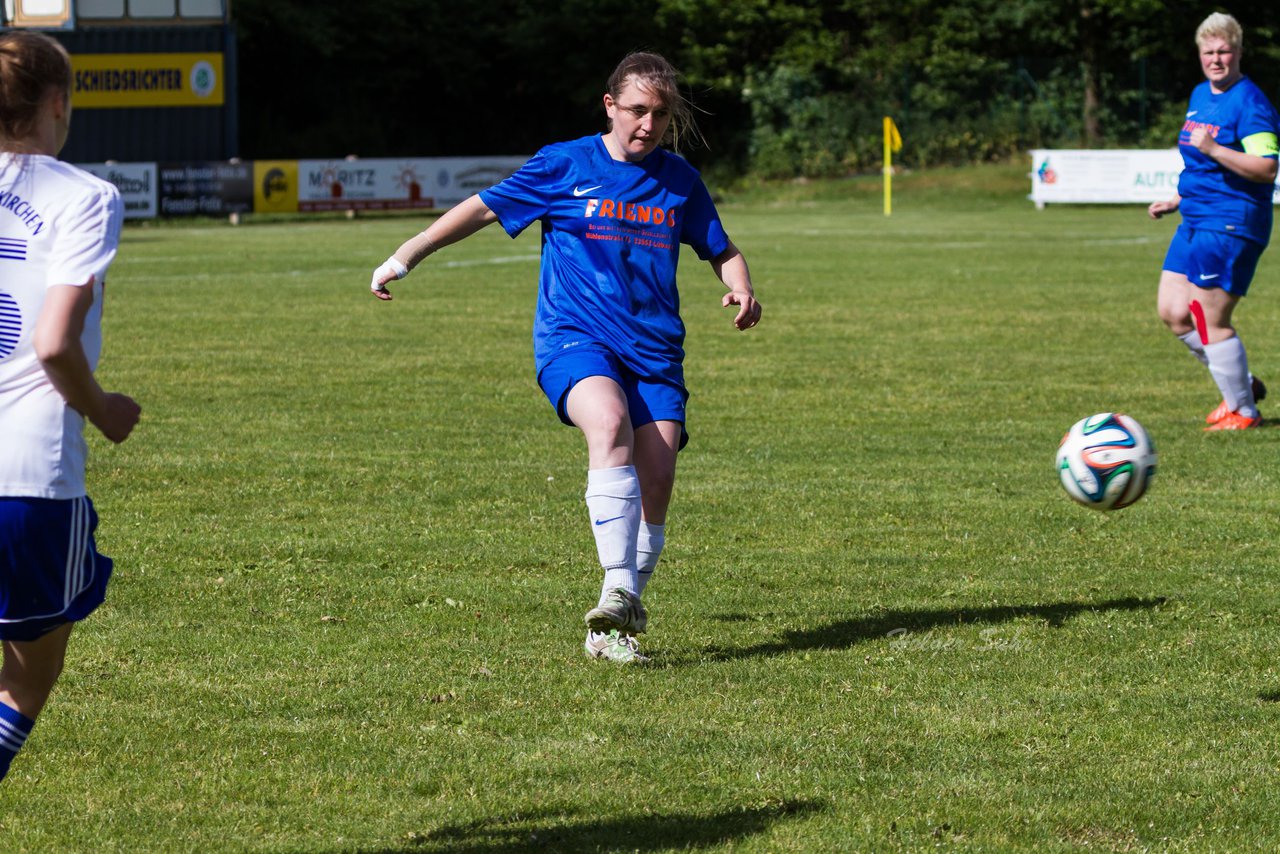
[370,52,761,663]
[1149,12,1279,430]
[0,30,141,783]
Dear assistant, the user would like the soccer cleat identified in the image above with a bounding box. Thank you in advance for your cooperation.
[584,587,647,634]
[1207,376,1266,424]
[584,629,649,663]
[1204,410,1261,431]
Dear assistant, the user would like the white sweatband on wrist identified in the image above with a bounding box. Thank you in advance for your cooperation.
[371,256,408,292]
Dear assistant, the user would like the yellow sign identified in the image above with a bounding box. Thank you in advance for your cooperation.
[71,53,224,108]
[253,161,299,214]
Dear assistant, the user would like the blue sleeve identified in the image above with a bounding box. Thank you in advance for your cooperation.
[478,149,565,237]
[679,179,730,261]
[1236,83,1280,150]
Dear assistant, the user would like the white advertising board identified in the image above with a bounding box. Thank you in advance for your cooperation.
[78,162,158,219]
[296,156,527,212]
[1030,148,1280,207]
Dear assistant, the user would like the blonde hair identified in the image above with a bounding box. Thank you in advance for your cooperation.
[605,51,703,154]
[1196,12,1243,52]
[0,30,72,144]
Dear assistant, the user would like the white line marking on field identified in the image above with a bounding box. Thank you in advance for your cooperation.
[1081,237,1156,246]
[436,254,540,268]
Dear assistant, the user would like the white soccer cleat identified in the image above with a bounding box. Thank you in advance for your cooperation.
[585,629,649,664]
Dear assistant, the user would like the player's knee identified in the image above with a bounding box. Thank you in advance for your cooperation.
[584,406,630,443]
[1158,305,1190,333]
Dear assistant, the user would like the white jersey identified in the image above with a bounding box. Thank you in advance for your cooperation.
[0,153,122,499]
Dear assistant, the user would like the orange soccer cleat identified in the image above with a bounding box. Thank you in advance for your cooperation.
[1204,411,1262,431]
[1205,400,1232,425]
[1206,376,1266,425]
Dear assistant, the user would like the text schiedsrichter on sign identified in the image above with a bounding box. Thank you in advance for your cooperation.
[71,53,224,109]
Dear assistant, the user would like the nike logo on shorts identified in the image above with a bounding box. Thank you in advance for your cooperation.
[573,186,602,197]
[1200,273,1220,281]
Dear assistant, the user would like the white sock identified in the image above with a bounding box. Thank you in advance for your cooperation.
[1178,330,1209,367]
[1205,336,1258,418]
[585,465,641,601]
[635,521,665,598]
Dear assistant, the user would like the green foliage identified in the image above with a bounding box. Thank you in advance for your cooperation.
[230,1,1280,176]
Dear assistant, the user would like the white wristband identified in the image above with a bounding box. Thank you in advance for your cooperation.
[371,256,408,292]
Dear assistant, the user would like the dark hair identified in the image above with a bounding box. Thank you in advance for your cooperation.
[606,51,703,153]
[0,30,72,144]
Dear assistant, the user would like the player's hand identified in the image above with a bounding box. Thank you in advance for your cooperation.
[1189,126,1217,155]
[723,290,761,330]
[1148,199,1178,220]
[92,392,141,444]
[370,256,408,301]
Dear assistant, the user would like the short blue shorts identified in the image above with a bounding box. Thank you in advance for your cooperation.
[0,496,113,642]
[537,344,690,450]
[1163,224,1266,296]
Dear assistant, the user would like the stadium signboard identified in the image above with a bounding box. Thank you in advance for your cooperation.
[77,157,530,219]
[296,157,527,212]
[79,162,157,219]
[71,52,225,109]
[1030,148,1280,207]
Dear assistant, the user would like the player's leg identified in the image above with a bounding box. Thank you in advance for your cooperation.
[0,624,72,782]
[633,420,681,598]
[1197,285,1260,426]
[563,375,646,633]
[1195,232,1264,429]
[1157,269,1204,357]
[583,415,678,664]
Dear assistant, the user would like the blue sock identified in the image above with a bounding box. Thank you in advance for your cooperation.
[0,701,36,782]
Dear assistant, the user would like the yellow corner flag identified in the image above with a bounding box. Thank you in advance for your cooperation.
[884,116,902,216]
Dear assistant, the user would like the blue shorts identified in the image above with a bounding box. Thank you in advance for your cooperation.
[1163,224,1266,296]
[537,345,690,450]
[0,497,113,642]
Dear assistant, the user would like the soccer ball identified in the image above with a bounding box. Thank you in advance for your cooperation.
[1056,413,1156,511]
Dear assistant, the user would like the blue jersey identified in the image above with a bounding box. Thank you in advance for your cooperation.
[1177,76,1280,245]
[479,135,730,385]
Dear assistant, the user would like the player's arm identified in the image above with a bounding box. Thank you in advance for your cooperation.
[1190,127,1280,183]
[33,281,140,444]
[370,194,500,300]
[711,240,761,331]
[1148,193,1181,220]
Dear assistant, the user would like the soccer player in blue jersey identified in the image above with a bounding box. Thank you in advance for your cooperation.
[0,31,141,783]
[1149,12,1279,431]
[371,52,761,663]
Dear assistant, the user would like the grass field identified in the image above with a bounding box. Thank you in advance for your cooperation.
[3,162,1280,851]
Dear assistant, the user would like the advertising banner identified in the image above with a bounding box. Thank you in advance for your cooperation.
[296,157,527,212]
[71,53,225,108]
[253,161,299,214]
[79,162,158,219]
[1030,148,1280,207]
[158,161,253,216]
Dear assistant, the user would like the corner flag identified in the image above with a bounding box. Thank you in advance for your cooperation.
[884,117,902,216]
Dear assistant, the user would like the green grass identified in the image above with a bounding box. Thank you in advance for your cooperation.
[4,162,1280,851]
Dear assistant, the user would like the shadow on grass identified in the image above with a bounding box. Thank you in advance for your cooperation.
[697,596,1167,662]
[356,799,824,853]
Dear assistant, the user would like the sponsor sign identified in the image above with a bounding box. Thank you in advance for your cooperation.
[297,157,526,211]
[79,162,158,219]
[158,161,252,216]
[1030,148,1280,206]
[253,161,299,214]
[71,53,224,108]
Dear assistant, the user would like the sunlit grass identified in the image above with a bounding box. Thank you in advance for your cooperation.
[3,165,1279,851]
